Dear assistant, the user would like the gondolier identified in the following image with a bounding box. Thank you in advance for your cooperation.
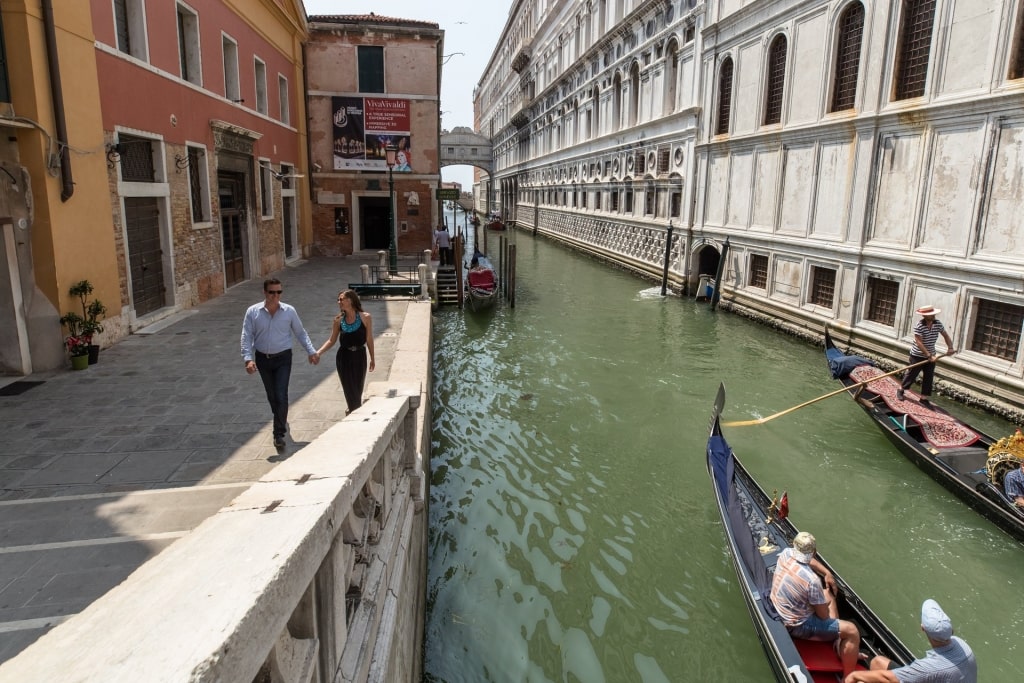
[824,328,1024,542]
[897,306,955,405]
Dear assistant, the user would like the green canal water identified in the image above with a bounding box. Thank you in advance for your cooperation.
[425,231,1024,682]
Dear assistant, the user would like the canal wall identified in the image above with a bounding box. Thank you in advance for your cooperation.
[0,302,434,682]
[516,211,1024,425]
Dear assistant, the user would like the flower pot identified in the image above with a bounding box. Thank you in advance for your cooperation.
[87,344,100,365]
[70,354,89,371]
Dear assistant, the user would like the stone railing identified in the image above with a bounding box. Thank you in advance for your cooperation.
[0,304,434,683]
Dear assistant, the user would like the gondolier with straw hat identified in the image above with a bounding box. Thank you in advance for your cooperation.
[897,305,955,406]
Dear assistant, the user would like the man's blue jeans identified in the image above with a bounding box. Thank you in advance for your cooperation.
[255,350,292,439]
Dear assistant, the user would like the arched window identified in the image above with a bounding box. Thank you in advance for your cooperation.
[1010,2,1024,79]
[894,0,936,100]
[664,40,678,115]
[612,73,622,130]
[764,35,787,125]
[593,87,602,137]
[831,2,865,111]
[716,57,733,135]
[629,62,640,126]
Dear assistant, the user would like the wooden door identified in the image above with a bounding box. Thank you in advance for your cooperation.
[218,174,246,286]
[124,197,165,316]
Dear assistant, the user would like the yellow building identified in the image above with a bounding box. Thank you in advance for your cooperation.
[0,1,311,376]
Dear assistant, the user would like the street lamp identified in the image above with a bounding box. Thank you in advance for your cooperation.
[384,142,398,275]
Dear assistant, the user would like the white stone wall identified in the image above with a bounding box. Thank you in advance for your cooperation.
[477,0,1024,413]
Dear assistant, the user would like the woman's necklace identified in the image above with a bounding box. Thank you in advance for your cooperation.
[340,313,361,333]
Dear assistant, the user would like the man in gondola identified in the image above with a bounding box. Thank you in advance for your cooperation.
[770,532,862,679]
[843,599,976,682]
[1004,457,1024,508]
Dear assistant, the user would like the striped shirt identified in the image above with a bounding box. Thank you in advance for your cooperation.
[909,319,946,358]
[892,636,977,682]
[769,548,826,627]
[240,301,316,361]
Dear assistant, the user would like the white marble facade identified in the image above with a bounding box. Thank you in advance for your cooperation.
[475,0,1024,411]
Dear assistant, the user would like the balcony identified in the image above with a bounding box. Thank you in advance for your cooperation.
[511,42,532,73]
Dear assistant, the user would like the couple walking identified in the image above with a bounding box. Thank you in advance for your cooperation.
[240,279,375,449]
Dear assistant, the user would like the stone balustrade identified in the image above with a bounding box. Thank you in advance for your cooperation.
[0,302,434,683]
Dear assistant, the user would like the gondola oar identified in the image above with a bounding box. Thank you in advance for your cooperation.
[722,355,942,427]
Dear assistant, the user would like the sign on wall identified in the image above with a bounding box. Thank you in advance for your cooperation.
[332,96,413,172]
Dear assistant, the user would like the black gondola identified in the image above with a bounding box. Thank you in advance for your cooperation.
[707,384,913,682]
[823,327,1024,542]
[465,251,497,312]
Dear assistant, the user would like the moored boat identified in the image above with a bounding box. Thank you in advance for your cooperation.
[484,211,504,230]
[707,383,914,681]
[465,252,497,312]
[824,327,1024,542]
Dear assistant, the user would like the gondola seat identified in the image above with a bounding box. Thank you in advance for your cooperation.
[468,269,495,291]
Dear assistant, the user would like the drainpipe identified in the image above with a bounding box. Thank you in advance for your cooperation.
[302,43,314,202]
[42,0,74,201]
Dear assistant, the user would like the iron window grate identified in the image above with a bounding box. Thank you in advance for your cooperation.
[119,135,155,182]
[866,277,898,326]
[971,299,1023,361]
[716,58,733,135]
[657,149,670,174]
[188,147,203,222]
[1012,9,1024,79]
[811,267,836,308]
[764,36,787,125]
[895,0,936,100]
[749,254,768,289]
[831,3,865,112]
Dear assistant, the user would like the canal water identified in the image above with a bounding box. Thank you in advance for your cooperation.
[424,229,1023,682]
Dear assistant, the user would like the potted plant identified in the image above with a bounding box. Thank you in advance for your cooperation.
[61,280,106,366]
[59,311,91,370]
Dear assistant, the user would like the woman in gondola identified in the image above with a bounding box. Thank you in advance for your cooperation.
[317,289,375,415]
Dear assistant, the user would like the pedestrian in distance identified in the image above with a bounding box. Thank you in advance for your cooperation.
[843,598,976,682]
[240,278,320,450]
[897,305,955,406]
[434,225,452,267]
[317,289,375,415]
[769,532,862,679]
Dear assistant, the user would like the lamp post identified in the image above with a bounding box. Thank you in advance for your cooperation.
[384,143,398,275]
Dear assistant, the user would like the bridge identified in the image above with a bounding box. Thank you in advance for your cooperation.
[439,127,492,175]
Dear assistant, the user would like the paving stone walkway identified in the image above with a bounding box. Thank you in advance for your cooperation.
[0,256,423,663]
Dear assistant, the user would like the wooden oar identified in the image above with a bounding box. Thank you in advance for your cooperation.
[722,356,940,427]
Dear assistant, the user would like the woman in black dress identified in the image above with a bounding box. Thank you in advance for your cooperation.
[316,289,375,414]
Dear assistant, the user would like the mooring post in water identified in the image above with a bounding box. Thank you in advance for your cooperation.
[710,237,730,311]
[660,221,674,297]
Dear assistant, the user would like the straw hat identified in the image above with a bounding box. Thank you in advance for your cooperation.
[916,305,941,316]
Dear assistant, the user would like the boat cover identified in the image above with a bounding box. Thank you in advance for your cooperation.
[709,433,774,603]
[468,268,495,291]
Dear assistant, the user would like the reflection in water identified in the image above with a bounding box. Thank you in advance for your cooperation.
[425,231,1024,682]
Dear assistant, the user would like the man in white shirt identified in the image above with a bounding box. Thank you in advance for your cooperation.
[240,278,319,449]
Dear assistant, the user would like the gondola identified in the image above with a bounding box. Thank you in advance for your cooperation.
[485,211,505,231]
[823,327,1024,542]
[707,384,914,681]
[465,251,497,312]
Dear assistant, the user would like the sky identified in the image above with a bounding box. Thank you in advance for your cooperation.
[303,0,515,190]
